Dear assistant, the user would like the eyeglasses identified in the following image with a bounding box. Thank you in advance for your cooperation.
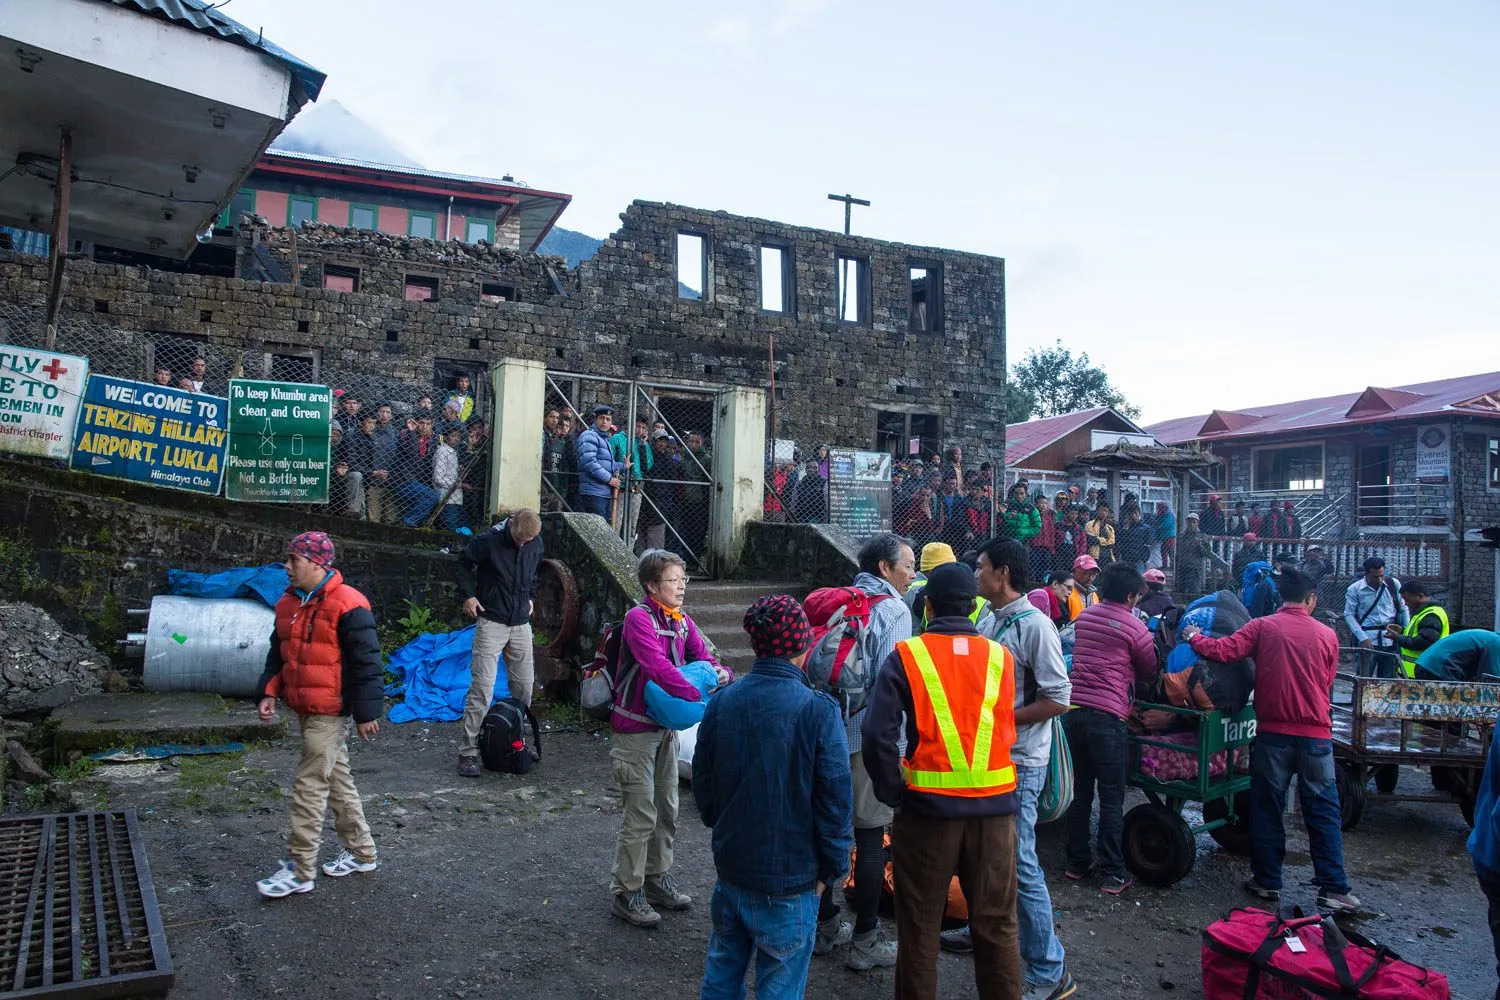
[660,575,690,585]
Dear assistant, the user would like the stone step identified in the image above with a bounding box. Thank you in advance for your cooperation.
[51,693,288,755]
[689,581,809,605]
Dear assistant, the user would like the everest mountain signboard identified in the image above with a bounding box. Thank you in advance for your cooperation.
[226,379,333,503]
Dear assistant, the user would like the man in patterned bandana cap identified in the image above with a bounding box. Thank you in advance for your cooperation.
[691,595,855,998]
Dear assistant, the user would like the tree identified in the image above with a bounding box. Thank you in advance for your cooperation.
[1007,341,1140,422]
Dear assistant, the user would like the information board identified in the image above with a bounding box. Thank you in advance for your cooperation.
[225,379,333,503]
[0,345,88,460]
[828,449,892,537]
[70,376,228,494]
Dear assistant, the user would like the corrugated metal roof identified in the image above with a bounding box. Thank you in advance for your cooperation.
[101,0,326,102]
[263,148,565,197]
[1005,407,1136,466]
[1147,370,1500,445]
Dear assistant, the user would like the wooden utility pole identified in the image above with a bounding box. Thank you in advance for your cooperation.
[827,192,870,236]
[42,129,73,348]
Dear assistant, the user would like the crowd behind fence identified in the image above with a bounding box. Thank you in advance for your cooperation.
[0,300,496,535]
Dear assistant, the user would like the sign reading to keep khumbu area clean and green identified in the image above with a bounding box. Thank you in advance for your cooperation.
[225,379,333,503]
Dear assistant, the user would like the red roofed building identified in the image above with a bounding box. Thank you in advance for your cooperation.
[1147,370,1500,625]
[1004,407,1179,508]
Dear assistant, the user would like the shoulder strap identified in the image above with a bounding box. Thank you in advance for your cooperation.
[524,705,542,761]
[1357,580,1393,626]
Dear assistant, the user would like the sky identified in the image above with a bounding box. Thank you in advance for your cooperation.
[223,0,1498,425]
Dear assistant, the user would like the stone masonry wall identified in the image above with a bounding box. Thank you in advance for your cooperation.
[0,200,1007,460]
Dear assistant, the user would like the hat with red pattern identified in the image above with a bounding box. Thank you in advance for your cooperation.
[743,594,814,660]
[287,531,336,569]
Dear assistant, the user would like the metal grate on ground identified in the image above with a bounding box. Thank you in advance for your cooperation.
[0,810,172,999]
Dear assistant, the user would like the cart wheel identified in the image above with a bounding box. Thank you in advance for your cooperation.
[1373,764,1399,795]
[1337,762,1365,831]
[1203,791,1253,856]
[1123,803,1195,887]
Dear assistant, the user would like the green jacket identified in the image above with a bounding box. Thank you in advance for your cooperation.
[1000,502,1042,543]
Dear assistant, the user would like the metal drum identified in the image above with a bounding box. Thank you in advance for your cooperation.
[137,595,275,697]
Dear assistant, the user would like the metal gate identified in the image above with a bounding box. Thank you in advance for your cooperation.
[541,371,718,576]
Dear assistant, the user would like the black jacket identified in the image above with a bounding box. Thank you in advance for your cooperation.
[456,518,544,626]
[860,617,1019,820]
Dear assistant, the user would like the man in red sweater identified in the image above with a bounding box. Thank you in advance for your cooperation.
[1184,568,1361,914]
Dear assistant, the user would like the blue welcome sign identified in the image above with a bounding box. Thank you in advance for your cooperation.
[70,375,229,495]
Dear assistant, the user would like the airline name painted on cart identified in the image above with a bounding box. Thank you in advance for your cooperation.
[1361,680,1500,721]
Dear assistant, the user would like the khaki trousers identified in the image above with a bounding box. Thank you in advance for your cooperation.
[365,481,394,524]
[892,810,1021,1000]
[609,728,679,895]
[461,619,536,757]
[288,714,375,882]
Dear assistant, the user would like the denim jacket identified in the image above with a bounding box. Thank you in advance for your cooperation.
[692,658,853,895]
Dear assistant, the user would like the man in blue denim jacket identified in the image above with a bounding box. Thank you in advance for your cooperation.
[693,595,854,1000]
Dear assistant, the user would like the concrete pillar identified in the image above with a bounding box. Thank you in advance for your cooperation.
[711,386,767,576]
[488,358,546,518]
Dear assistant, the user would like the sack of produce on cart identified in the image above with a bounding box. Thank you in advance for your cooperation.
[1161,590,1255,714]
[1201,907,1451,999]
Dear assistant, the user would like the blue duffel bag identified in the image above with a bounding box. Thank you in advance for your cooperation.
[644,660,720,731]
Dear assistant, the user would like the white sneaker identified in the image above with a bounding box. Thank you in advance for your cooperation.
[322,850,378,878]
[814,916,852,956]
[847,927,898,970]
[256,861,314,899]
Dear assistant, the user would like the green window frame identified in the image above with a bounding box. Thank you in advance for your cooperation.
[219,188,256,227]
[465,218,494,244]
[349,203,379,231]
[408,211,438,240]
[287,196,317,227]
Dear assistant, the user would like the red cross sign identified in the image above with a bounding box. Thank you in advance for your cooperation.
[41,359,68,380]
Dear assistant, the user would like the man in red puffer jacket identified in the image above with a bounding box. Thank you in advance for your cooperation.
[254,531,385,899]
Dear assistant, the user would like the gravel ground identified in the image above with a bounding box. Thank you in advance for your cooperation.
[85,714,1490,1000]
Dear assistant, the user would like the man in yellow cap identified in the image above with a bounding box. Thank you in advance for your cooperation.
[907,542,990,634]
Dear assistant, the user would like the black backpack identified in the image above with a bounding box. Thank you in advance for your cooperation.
[478,697,542,774]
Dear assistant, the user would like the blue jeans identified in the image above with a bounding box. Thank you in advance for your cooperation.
[1064,707,1129,879]
[577,491,612,521]
[1015,764,1066,985]
[396,482,438,526]
[700,881,818,1000]
[1249,734,1350,893]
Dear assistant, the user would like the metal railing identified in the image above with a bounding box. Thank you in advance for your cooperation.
[1354,483,1451,529]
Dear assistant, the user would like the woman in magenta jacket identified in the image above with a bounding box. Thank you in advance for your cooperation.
[1063,562,1158,894]
[608,549,728,930]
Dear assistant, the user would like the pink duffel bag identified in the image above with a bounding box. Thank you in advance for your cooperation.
[1202,908,1450,999]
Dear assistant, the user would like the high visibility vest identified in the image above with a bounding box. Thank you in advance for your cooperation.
[1399,603,1450,678]
[1066,587,1098,623]
[895,633,1018,798]
[907,578,989,632]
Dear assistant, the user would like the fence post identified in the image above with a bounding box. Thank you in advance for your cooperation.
[489,358,547,517]
[711,386,767,576]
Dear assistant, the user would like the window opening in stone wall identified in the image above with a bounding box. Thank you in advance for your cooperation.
[408,212,437,240]
[1489,438,1500,491]
[288,196,317,228]
[837,254,869,324]
[1252,442,1325,492]
[434,361,485,423]
[677,232,707,300]
[146,333,207,389]
[481,283,517,304]
[219,188,255,227]
[873,409,942,459]
[404,275,440,302]
[909,263,943,332]
[323,264,360,293]
[349,204,378,231]
[760,245,792,313]
[263,345,320,383]
[466,219,494,244]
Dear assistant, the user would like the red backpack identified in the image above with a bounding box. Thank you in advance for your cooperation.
[803,586,893,716]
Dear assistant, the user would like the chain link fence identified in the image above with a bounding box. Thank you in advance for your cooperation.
[0,299,496,534]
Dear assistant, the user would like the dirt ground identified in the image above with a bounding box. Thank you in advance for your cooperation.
[79,710,1490,1000]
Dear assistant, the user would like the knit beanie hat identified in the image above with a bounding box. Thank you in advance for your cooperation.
[920,541,957,573]
[742,594,815,660]
[288,531,336,569]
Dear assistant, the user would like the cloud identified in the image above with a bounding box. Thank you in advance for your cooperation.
[704,14,755,43]
[704,0,832,43]
[771,0,831,34]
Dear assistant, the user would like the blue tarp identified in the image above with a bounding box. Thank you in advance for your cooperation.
[167,564,289,608]
[384,626,509,724]
[644,660,719,731]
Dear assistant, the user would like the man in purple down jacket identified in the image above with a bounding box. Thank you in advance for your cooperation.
[1063,562,1157,895]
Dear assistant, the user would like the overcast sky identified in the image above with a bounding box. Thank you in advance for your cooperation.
[226,0,1498,425]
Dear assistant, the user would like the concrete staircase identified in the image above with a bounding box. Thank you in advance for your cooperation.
[689,580,810,676]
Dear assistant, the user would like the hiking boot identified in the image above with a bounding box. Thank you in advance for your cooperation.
[1023,971,1078,1000]
[846,927,897,970]
[939,925,973,954]
[1101,875,1132,895]
[256,861,314,899]
[643,872,692,911]
[611,889,662,928]
[457,755,481,777]
[1243,879,1280,902]
[814,916,852,956]
[1316,890,1361,914]
[322,850,377,878]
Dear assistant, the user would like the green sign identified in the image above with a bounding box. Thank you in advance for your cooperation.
[225,379,333,503]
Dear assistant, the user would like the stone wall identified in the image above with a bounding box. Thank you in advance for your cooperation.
[0,460,465,650]
[0,200,1007,461]
[1456,429,1500,627]
[735,521,860,589]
